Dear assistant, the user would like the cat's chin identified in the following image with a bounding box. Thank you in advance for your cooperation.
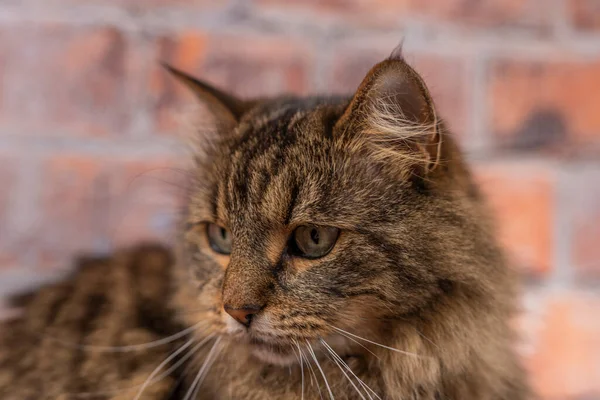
[251,346,298,366]
[247,338,298,366]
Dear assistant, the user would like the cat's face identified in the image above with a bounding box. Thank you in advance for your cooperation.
[171,56,484,366]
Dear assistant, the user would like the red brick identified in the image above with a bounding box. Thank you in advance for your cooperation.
[256,0,550,29]
[148,31,210,134]
[147,32,314,133]
[405,0,551,29]
[488,60,600,151]
[475,163,555,276]
[0,155,17,271]
[202,35,313,97]
[329,48,470,140]
[520,292,600,399]
[86,0,226,6]
[0,243,20,273]
[565,169,600,280]
[0,155,15,230]
[37,154,188,267]
[38,155,112,269]
[569,0,600,31]
[0,25,133,136]
[107,157,187,247]
[254,0,404,27]
[0,253,19,272]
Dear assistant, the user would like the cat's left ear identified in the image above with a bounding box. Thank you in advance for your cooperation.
[335,52,442,175]
[163,64,252,131]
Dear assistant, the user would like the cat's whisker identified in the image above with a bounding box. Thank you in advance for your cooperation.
[133,333,216,400]
[300,347,305,400]
[332,326,422,358]
[320,338,380,400]
[415,329,440,350]
[320,339,368,400]
[295,339,322,399]
[174,307,211,316]
[191,337,223,400]
[133,337,195,400]
[291,341,305,400]
[183,336,223,400]
[126,175,192,192]
[41,320,206,353]
[147,333,214,388]
[124,167,193,191]
[327,328,380,360]
[62,333,213,398]
[306,339,335,400]
[160,335,213,400]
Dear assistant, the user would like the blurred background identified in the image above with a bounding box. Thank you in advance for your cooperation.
[0,0,599,398]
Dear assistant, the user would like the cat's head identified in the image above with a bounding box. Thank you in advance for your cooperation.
[170,52,504,366]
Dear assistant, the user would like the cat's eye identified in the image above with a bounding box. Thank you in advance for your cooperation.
[206,223,232,255]
[290,225,340,259]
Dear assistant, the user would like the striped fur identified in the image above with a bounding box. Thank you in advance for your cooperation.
[0,245,184,400]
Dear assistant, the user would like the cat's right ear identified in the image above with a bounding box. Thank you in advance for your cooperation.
[334,52,442,177]
[162,64,250,131]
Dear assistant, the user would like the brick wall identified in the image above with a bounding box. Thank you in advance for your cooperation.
[1,1,599,398]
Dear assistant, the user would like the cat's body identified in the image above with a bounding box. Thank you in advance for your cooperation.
[0,52,530,399]
[0,245,184,400]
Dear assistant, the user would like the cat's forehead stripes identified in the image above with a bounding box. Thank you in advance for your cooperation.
[215,107,310,227]
[200,97,350,231]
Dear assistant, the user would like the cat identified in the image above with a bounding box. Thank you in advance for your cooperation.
[0,49,530,400]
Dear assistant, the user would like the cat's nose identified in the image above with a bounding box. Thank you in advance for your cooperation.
[224,305,262,327]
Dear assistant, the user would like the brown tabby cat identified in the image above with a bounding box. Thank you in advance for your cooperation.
[0,49,530,400]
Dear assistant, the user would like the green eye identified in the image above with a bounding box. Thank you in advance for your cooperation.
[291,225,340,259]
[207,223,232,255]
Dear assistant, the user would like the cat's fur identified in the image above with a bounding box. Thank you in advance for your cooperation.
[0,51,530,399]
[0,245,184,400]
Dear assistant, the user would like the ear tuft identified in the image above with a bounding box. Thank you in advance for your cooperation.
[388,40,405,61]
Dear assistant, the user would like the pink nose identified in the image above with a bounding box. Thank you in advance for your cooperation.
[224,305,261,327]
